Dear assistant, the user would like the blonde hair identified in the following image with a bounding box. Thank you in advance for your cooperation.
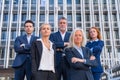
[39,23,52,31]
[68,28,86,47]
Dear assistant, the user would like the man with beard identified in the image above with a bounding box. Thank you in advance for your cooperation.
[50,17,71,80]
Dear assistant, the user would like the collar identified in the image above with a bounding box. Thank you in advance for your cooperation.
[90,39,99,43]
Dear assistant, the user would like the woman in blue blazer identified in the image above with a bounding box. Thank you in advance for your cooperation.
[65,28,98,80]
[31,23,56,80]
[86,27,104,80]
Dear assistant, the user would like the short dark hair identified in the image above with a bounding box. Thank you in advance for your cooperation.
[58,16,67,21]
[24,20,35,27]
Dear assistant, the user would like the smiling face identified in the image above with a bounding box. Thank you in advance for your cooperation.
[40,24,51,37]
[74,30,83,46]
[24,22,34,35]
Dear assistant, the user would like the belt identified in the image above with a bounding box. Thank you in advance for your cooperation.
[56,48,63,52]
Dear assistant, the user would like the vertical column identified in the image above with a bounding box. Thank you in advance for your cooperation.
[54,0,58,32]
[63,0,67,18]
[81,0,85,29]
[4,0,14,68]
[72,0,76,29]
[36,0,40,36]
[0,1,4,45]
[45,0,49,23]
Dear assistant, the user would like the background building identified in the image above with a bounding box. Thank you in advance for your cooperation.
[0,0,120,76]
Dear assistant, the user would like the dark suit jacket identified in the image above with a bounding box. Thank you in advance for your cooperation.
[65,47,97,80]
[31,39,56,77]
[49,31,71,66]
[49,31,71,49]
[12,34,37,68]
[86,40,104,73]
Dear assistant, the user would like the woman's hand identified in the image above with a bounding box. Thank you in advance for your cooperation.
[90,55,96,60]
[71,57,85,63]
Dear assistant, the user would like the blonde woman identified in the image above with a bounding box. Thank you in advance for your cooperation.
[65,28,97,80]
[31,23,56,80]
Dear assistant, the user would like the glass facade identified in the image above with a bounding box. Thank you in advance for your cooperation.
[0,0,120,73]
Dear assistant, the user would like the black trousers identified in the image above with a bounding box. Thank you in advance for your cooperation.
[33,70,57,80]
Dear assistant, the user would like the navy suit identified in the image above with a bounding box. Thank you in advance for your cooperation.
[86,40,104,80]
[12,34,37,80]
[65,47,97,80]
[49,31,71,80]
[31,39,56,80]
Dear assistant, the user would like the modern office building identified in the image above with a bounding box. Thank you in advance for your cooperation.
[0,0,120,76]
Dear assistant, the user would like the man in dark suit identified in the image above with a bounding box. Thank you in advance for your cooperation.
[50,17,71,80]
[12,20,37,80]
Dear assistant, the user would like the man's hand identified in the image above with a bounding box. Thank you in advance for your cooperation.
[64,42,69,46]
[20,44,25,48]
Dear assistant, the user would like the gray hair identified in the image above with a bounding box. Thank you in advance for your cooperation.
[68,28,86,47]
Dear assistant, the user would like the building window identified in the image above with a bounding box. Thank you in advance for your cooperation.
[5,0,9,4]
[0,48,5,58]
[49,14,54,22]
[22,13,26,21]
[114,30,119,39]
[3,13,8,21]
[111,0,115,4]
[67,14,72,21]
[58,14,63,19]
[76,0,80,4]
[13,14,17,21]
[20,30,25,36]
[76,14,81,21]
[14,0,18,4]
[105,30,110,39]
[103,0,107,4]
[103,14,108,21]
[49,0,54,5]
[1,30,7,40]
[85,0,89,4]
[22,0,27,4]
[40,14,45,21]
[31,0,36,4]
[112,14,117,21]
[58,0,63,4]
[67,0,72,4]
[94,14,99,21]
[11,31,16,39]
[85,14,90,21]
[31,13,36,21]
[93,0,98,4]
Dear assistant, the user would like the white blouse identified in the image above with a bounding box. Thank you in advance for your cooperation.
[38,39,55,73]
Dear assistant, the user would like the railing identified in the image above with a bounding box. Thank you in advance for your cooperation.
[101,64,120,80]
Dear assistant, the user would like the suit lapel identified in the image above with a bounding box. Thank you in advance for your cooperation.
[81,47,87,59]
[36,41,43,56]
[23,35,28,44]
[30,35,34,44]
[72,47,83,59]
[57,31,63,41]
[64,32,68,42]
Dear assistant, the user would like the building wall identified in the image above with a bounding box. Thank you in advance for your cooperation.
[0,0,120,71]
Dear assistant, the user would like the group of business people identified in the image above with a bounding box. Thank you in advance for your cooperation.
[12,17,104,80]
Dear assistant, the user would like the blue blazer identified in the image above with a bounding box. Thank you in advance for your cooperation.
[65,47,97,80]
[12,34,37,68]
[86,40,104,73]
[49,31,71,48]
